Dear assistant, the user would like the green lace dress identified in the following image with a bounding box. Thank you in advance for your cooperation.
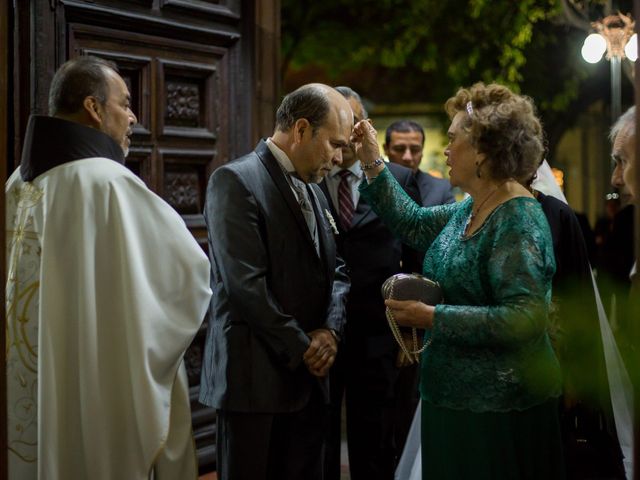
[360,167,565,479]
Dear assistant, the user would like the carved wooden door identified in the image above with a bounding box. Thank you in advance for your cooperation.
[10,0,280,474]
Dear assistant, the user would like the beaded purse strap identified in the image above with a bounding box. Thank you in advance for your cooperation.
[384,275,432,365]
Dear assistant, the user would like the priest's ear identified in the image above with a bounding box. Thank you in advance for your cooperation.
[83,96,104,127]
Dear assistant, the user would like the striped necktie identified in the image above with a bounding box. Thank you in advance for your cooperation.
[289,174,319,254]
[338,170,354,230]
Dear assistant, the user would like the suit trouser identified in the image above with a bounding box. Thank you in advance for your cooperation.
[216,385,328,480]
[325,333,420,480]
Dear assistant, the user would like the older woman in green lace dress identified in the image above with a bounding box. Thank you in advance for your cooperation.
[351,83,565,479]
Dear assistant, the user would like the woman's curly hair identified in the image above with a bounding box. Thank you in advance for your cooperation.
[444,83,546,183]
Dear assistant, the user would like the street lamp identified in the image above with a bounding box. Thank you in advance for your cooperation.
[580,13,636,122]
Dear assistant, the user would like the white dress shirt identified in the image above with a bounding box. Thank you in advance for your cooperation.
[266,138,319,254]
[324,163,364,213]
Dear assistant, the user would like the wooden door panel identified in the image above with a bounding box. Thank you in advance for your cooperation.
[157,58,220,140]
[126,147,153,186]
[160,0,241,18]
[160,148,214,216]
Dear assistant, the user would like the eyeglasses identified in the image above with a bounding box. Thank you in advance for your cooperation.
[390,145,423,155]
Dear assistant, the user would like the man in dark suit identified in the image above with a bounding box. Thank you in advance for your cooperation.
[384,120,455,206]
[199,84,351,480]
[321,87,427,480]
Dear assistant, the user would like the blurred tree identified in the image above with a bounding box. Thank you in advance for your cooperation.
[282,0,634,156]
[283,0,560,97]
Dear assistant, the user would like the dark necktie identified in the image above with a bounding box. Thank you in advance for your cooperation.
[338,170,354,230]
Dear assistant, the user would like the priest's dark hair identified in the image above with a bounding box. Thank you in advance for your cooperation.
[48,55,119,117]
[275,84,330,135]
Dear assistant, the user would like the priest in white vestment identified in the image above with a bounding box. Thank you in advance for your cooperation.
[5,56,211,479]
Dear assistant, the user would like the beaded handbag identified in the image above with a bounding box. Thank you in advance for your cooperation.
[381,273,443,364]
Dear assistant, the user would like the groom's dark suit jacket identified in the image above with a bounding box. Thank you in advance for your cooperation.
[199,140,350,413]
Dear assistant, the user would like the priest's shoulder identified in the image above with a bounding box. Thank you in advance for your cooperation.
[48,157,142,187]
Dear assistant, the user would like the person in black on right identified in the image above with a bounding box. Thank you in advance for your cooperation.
[596,200,635,318]
[532,185,624,479]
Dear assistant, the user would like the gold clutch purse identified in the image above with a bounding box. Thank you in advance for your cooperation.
[381,273,443,364]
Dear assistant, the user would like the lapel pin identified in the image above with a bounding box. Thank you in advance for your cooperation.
[324,209,339,235]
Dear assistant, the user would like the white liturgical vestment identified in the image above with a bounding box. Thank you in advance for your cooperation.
[6,156,211,479]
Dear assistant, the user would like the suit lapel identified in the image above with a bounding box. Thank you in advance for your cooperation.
[351,196,375,229]
[318,180,342,233]
[256,141,318,252]
[309,184,335,277]
[318,181,335,215]
[416,170,433,206]
[320,175,376,232]
[351,173,375,229]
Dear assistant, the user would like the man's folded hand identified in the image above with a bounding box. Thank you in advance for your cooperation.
[303,329,338,377]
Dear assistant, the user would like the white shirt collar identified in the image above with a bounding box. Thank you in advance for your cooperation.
[329,162,363,180]
[266,138,296,174]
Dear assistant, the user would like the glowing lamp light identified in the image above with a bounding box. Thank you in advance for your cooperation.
[581,33,607,63]
[581,14,635,123]
[625,33,638,61]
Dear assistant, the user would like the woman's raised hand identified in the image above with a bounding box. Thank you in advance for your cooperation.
[351,119,382,165]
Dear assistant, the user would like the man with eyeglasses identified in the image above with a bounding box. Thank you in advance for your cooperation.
[384,120,454,207]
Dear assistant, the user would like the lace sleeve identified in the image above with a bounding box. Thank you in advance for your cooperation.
[431,208,556,347]
[359,166,459,252]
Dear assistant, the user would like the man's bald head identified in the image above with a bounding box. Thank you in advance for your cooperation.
[275,83,352,135]
[271,84,353,183]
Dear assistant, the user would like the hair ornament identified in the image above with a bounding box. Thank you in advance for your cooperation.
[466,101,474,117]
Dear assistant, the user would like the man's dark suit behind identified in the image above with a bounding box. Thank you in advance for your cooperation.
[415,169,456,207]
[321,161,428,480]
[200,139,349,479]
